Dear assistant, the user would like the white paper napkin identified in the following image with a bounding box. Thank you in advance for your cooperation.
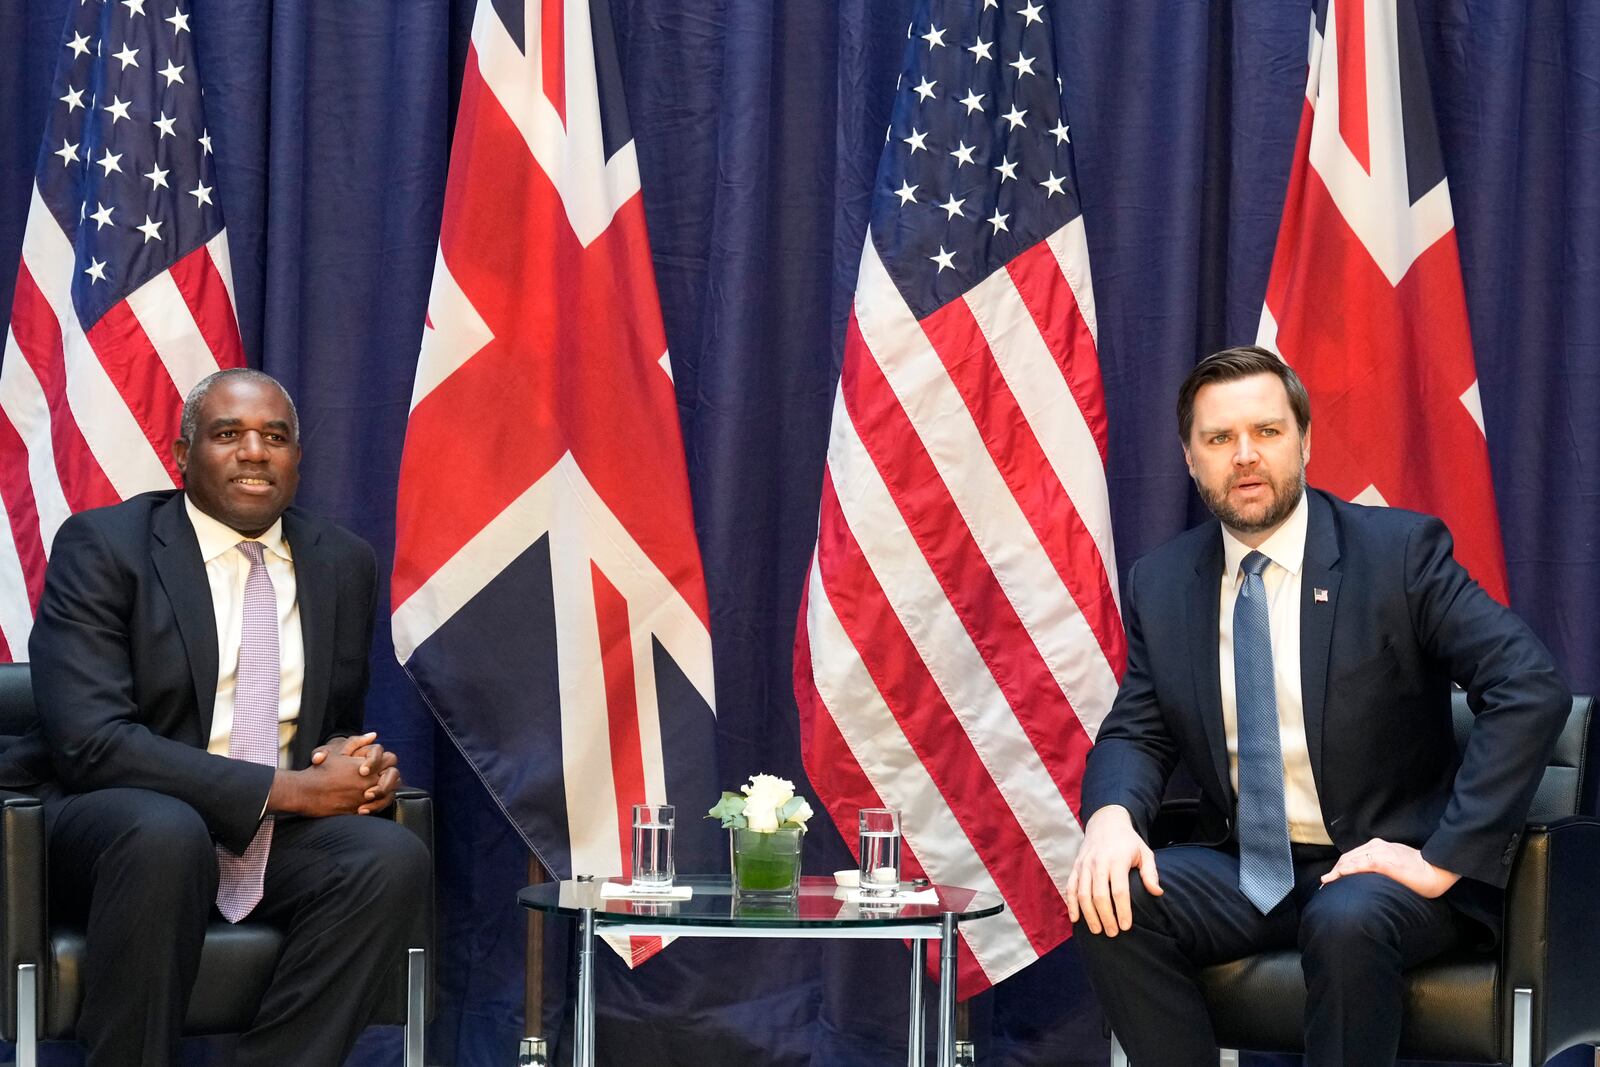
[600,881,694,900]
[846,887,938,905]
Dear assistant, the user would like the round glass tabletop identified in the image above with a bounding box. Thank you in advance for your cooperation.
[518,875,1005,929]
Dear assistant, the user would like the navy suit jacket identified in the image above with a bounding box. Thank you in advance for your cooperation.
[1082,489,1568,897]
[0,490,377,855]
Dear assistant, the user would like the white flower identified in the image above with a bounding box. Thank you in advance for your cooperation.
[741,774,795,833]
[787,797,814,831]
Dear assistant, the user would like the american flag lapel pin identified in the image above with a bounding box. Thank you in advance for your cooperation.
[1313,587,1329,603]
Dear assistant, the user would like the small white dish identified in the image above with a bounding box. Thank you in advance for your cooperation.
[833,868,859,888]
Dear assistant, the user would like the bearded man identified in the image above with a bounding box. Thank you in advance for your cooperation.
[1067,346,1569,1066]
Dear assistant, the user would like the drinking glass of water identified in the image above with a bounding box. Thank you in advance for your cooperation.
[857,808,901,895]
[631,804,675,890]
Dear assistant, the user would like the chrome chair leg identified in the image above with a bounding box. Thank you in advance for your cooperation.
[1512,986,1533,1067]
[1109,1030,1128,1067]
[404,947,426,1067]
[16,962,37,1067]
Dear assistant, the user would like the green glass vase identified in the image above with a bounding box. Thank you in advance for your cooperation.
[730,826,803,903]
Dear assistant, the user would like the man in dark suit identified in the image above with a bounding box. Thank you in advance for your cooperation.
[0,368,429,1067]
[1067,347,1569,1066]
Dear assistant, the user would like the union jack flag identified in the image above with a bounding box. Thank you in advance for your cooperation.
[0,0,242,659]
[391,0,718,966]
[1260,0,1508,601]
[795,0,1124,994]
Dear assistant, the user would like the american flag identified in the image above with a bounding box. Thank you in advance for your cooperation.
[795,0,1125,994]
[0,0,242,661]
[1260,0,1508,601]
[391,0,718,967]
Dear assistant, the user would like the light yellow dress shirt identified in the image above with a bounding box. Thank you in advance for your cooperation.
[184,497,305,769]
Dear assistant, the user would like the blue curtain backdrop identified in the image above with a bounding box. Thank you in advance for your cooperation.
[1,1,1596,1065]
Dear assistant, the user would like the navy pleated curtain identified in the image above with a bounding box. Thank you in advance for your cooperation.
[1,1,1595,1065]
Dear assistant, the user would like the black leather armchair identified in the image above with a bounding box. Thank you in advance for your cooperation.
[0,662,436,1067]
[1110,692,1598,1067]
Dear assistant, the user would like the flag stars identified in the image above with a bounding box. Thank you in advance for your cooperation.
[959,89,985,114]
[921,24,947,48]
[967,38,993,62]
[950,141,976,167]
[54,139,80,167]
[136,215,163,243]
[60,85,86,112]
[84,258,108,284]
[1040,171,1067,197]
[159,60,184,86]
[122,0,147,15]
[112,43,139,69]
[903,127,928,154]
[90,202,115,230]
[1050,120,1070,144]
[1010,53,1037,78]
[67,32,92,58]
[988,208,1010,233]
[894,180,918,206]
[166,6,190,33]
[198,129,213,154]
[994,156,1018,182]
[913,77,937,101]
[97,148,123,175]
[103,95,132,124]
[189,181,214,207]
[1001,105,1027,130]
[939,193,966,219]
[1018,1,1045,26]
[153,111,177,138]
[929,246,957,272]
[144,163,169,189]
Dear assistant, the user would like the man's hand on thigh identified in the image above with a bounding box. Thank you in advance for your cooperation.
[1066,805,1162,936]
[1319,838,1460,898]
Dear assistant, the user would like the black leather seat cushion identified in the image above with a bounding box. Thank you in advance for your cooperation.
[45,922,285,1038]
[1201,948,1501,1063]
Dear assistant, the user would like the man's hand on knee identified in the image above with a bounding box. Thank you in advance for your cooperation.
[269,740,389,818]
[311,734,403,815]
[1066,806,1161,937]
[1319,838,1460,898]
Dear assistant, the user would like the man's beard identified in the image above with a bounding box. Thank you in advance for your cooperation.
[1197,466,1306,536]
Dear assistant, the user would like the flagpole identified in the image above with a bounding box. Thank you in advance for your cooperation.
[526,856,547,1039]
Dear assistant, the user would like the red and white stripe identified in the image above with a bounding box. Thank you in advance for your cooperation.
[0,190,242,661]
[797,217,1125,994]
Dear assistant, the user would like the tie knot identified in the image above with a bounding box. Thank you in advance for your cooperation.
[236,540,266,566]
[1241,550,1271,578]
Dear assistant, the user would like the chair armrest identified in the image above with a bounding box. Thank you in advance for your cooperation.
[374,787,435,1024]
[0,794,47,1043]
[1500,816,1600,1062]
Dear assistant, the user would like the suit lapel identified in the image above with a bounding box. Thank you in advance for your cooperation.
[1186,526,1232,802]
[1299,491,1342,795]
[151,494,220,735]
[284,510,333,760]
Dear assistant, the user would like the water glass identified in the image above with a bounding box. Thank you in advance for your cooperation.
[857,807,901,895]
[631,803,675,889]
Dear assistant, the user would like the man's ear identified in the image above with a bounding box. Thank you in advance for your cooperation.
[171,438,189,481]
[1182,442,1195,479]
[1301,426,1311,466]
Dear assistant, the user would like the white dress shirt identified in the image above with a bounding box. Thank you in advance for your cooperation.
[1217,491,1332,845]
[185,497,305,768]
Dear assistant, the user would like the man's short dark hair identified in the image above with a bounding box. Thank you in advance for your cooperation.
[178,368,300,444]
[1176,346,1311,442]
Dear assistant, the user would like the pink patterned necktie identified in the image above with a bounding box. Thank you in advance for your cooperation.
[215,540,280,923]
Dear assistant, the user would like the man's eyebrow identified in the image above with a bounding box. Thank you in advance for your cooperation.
[1195,417,1286,435]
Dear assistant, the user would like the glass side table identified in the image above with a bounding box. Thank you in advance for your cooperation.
[519,874,1005,1067]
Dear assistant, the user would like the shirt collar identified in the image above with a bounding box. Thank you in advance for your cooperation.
[1221,487,1308,585]
[184,495,291,564]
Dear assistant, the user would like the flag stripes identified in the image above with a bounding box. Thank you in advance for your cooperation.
[800,211,1121,989]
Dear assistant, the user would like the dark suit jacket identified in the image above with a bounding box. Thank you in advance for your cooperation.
[0,490,378,855]
[1082,489,1569,898]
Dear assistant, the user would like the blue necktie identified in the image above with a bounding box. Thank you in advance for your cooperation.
[1235,550,1293,913]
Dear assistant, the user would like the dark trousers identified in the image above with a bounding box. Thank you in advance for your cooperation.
[47,787,431,1067]
[1076,843,1460,1067]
